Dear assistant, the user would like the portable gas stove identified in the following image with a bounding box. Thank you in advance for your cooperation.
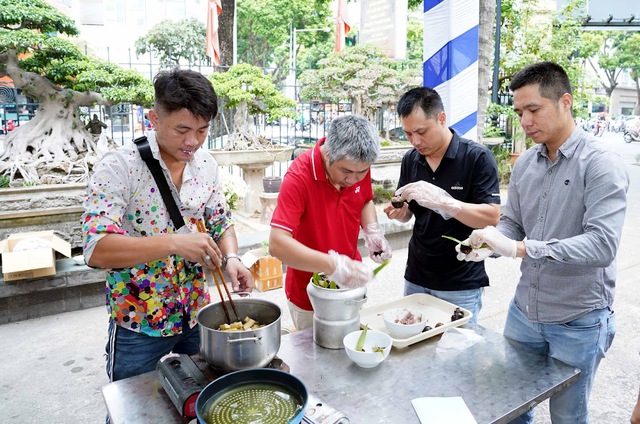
[157,354,349,423]
[156,354,208,419]
[156,353,290,420]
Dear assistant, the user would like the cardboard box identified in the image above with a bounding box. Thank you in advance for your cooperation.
[241,248,283,292]
[0,231,71,281]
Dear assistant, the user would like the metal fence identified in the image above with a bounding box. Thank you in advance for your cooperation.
[0,53,406,179]
[1,97,404,179]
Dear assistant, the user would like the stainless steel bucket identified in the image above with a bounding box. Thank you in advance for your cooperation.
[196,298,281,373]
[307,282,367,349]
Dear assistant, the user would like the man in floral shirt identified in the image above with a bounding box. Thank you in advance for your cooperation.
[82,69,252,382]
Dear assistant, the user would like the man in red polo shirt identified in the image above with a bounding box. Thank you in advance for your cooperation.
[269,115,392,330]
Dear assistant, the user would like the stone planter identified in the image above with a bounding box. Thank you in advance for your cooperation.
[480,136,505,146]
[209,147,294,213]
[292,144,314,159]
[209,147,294,166]
[0,183,86,251]
[371,145,413,183]
[293,144,412,184]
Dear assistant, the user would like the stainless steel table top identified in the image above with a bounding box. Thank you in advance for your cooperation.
[102,325,579,424]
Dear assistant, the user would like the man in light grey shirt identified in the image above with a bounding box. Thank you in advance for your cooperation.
[460,61,629,423]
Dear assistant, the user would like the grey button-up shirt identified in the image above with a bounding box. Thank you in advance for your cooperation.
[498,126,629,323]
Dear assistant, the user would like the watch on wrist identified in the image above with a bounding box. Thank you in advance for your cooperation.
[223,253,242,266]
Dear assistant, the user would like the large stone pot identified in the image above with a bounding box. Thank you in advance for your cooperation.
[0,183,86,250]
[209,147,294,213]
[209,147,294,166]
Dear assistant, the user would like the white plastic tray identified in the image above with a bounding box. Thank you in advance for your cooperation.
[359,293,472,349]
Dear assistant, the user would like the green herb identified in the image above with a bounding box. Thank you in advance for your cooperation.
[441,235,470,246]
[311,273,339,289]
[441,235,489,249]
[373,259,390,276]
[372,345,386,356]
[356,325,368,351]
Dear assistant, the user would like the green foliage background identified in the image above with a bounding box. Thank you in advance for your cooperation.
[0,0,153,107]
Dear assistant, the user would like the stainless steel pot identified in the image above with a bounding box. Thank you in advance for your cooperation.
[307,282,367,321]
[197,298,281,373]
[307,282,367,349]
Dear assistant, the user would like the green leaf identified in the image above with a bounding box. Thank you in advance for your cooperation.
[441,235,469,246]
[356,325,368,351]
[372,259,390,276]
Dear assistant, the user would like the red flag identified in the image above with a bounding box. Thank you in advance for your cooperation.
[206,0,222,66]
[334,0,351,52]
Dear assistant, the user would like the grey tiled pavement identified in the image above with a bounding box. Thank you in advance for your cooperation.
[1,133,639,423]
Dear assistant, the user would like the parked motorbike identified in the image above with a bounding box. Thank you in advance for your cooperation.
[624,129,640,143]
[593,119,605,137]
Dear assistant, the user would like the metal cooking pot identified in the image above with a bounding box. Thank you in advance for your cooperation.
[307,282,367,349]
[196,368,308,424]
[307,282,367,321]
[197,298,281,373]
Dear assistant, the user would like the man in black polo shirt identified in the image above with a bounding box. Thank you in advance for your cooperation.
[384,87,500,324]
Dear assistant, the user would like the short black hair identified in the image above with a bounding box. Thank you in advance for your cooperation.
[509,61,572,102]
[153,68,218,121]
[397,87,444,120]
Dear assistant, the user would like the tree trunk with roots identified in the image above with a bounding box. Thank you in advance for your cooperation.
[219,0,235,68]
[351,97,372,122]
[222,101,270,150]
[477,0,497,140]
[0,50,115,185]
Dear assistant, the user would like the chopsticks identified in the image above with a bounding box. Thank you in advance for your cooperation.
[195,219,240,324]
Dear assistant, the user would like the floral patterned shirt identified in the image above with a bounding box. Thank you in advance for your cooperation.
[82,132,232,337]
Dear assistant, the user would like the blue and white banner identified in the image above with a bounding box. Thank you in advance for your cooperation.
[423,0,479,141]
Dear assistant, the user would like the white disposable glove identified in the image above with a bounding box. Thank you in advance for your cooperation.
[469,226,517,259]
[363,223,392,263]
[395,181,462,219]
[327,250,373,289]
[454,237,493,262]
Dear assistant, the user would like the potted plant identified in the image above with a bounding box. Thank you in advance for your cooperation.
[209,64,297,152]
[491,147,512,186]
[208,64,297,213]
[218,169,249,210]
[481,123,505,145]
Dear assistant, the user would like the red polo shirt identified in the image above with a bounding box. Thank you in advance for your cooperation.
[270,138,373,310]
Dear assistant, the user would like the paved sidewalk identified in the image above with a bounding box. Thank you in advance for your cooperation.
[2,235,639,424]
[1,136,639,424]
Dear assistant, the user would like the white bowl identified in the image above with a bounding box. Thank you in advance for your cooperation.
[343,329,392,368]
[382,307,427,339]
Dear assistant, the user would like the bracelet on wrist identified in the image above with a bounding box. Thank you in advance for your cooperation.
[223,253,242,266]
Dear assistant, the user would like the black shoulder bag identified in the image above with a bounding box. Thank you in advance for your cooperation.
[134,136,186,230]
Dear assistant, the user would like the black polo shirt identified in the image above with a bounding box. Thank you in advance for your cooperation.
[399,130,501,291]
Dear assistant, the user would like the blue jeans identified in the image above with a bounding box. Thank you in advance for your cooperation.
[404,280,483,325]
[504,299,615,424]
[105,319,201,382]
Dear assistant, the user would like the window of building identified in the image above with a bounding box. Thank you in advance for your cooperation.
[80,0,105,26]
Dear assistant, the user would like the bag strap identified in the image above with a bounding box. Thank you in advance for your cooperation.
[134,136,186,230]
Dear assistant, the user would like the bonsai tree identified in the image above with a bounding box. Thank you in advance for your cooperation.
[0,0,154,184]
[298,44,421,122]
[209,63,296,150]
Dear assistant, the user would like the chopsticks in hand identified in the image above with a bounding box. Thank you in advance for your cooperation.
[195,219,240,324]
